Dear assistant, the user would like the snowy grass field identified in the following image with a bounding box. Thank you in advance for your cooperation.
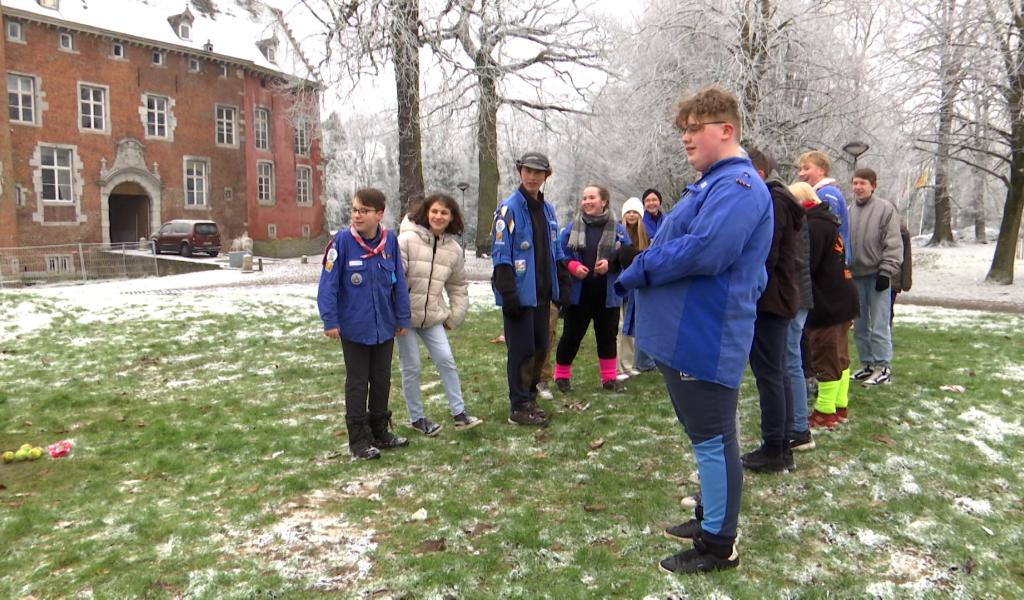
[1,276,1023,598]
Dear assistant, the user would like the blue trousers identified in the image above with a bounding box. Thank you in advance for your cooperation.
[658,363,742,544]
[853,275,893,367]
[397,324,466,422]
[787,309,809,434]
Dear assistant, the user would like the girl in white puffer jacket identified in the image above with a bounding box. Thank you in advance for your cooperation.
[397,193,482,435]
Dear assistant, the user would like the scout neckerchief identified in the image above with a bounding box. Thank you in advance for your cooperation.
[350,225,388,259]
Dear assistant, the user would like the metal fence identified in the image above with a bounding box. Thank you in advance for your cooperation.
[0,241,159,288]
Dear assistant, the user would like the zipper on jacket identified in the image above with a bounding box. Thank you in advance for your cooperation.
[421,235,438,329]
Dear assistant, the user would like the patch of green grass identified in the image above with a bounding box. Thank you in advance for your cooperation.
[1,292,1023,598]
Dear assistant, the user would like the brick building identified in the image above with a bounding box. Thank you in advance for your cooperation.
[0,0,325,255]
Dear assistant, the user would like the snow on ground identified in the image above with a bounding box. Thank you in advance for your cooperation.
[901,240,1024,310]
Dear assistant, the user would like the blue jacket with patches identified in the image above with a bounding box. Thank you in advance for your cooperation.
[614,156,773,389]
[815,181,851,263]
[317,227,412,345]
[559,221,631,309]
[490,188,564,307]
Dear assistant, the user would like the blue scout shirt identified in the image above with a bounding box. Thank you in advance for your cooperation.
[615,156,773,389]
[490,187,564,307]
[317,227,412,345]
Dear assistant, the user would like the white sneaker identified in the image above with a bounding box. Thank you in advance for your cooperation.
[628,368,642,377]
[616,372,630,381]
[537,382,554,401]
[863,365,891,386]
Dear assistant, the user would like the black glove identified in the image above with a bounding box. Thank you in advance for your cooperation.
[616,245,640,270]
[875,274,890,292]
[501,293,523,319]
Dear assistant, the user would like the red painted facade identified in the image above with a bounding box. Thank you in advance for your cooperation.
[0,6,323,250]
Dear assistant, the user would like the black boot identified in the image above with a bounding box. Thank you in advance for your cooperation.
[346,416,381,460]
[369,411,409,450]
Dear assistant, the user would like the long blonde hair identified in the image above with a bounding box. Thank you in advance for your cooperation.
[623,216,651,250]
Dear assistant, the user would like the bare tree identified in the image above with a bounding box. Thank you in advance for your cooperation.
[427,0,610,255]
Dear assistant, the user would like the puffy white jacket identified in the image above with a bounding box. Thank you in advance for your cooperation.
[398,217,468,330]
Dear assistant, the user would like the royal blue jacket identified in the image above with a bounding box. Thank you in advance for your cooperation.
[559,221,630,309]
[816,182,851,263]
[491,188,564,307]
[614,156,773,389]
[642,210,664,240]
[317,227,411,345]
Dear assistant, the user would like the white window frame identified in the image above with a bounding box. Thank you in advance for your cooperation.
[58,32,74,52]
[293,118,309,155]
[256,161,275,205]
[254,107,270,151]
[39,146,75,203]
[39,0,60,8]
[183,157,210,208]
[301,224,311,239]
[218,64,228,78]
[152,50,165,67]
[111,41,125,59]
[215,104,237,147]
[6,20,24,43]
[145,94,170,139]
[45,254,74,273]
[296,165,312,206]
[188,57,200,72]
[77,82,109,134]
[267,223,277,239]
[7,73,37,124]
[178,23,191,40]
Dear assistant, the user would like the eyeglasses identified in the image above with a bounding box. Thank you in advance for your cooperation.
[680,121,728,134]
[350,207,379,215]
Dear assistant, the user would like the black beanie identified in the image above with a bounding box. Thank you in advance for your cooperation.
[641,188,663,205]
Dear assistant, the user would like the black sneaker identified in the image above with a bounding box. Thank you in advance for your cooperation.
[789,429,815,452]
[410,418,443,436]
[555,378,572,393]
[508,409,549,427]
[602,379,625,393]
[351,445,381,460]
[783,448,795,472]
[740,446,787,474]
[852,365,874,380]
[452,412,483,430]
[658,539,739,575]
[527,401,548,419]
[664,518,702,541]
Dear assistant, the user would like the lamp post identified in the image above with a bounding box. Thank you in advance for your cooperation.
[456,181,470,247]
[842,141,870,171]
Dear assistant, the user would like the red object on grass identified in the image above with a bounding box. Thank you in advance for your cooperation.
[47,440,73,458]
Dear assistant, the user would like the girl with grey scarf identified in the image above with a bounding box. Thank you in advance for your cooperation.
[551,185,631,393]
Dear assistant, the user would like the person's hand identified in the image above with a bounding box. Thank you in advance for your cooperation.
[875,274,890,292]
[573,264,590,279]
[594,259,609,275]
[324,328,340,339]
[501,293,523,319]
[443,322,451,330]
[396,327,408,336]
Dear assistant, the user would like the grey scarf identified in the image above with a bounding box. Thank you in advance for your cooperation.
[567,209,617,262]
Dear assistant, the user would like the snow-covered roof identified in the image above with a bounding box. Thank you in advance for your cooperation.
[2,0,318,84]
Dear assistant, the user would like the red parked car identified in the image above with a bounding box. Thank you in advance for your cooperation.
[152,220,221,257]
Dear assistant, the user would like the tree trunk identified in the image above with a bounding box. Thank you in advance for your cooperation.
[390,0,424,215]
[474,70,499,256]
[986,120,1024,284]
[928,0,957,246]
[972,171,987,243]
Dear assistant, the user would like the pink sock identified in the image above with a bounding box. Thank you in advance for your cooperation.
[554,363,572,380]
[599,358,617,384]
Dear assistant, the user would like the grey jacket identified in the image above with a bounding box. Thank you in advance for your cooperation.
[848,194,903,278]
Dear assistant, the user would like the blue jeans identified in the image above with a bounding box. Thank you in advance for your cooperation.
[658,363,742,544]
[397,324,465,422]
[853,275,893,367]
[787,309,809,434]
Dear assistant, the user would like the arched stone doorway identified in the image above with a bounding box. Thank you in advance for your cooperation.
[99,139,163,246]
[108,181,150,244]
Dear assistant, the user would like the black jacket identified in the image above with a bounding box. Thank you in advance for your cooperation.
[805,203,859,329]
[756,180,804,318]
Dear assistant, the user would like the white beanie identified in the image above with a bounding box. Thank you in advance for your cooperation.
[622,197,644,218]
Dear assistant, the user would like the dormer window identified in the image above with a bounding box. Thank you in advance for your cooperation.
[38,0,59,9]
[168,8,195,42]
[257,38,278,63]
